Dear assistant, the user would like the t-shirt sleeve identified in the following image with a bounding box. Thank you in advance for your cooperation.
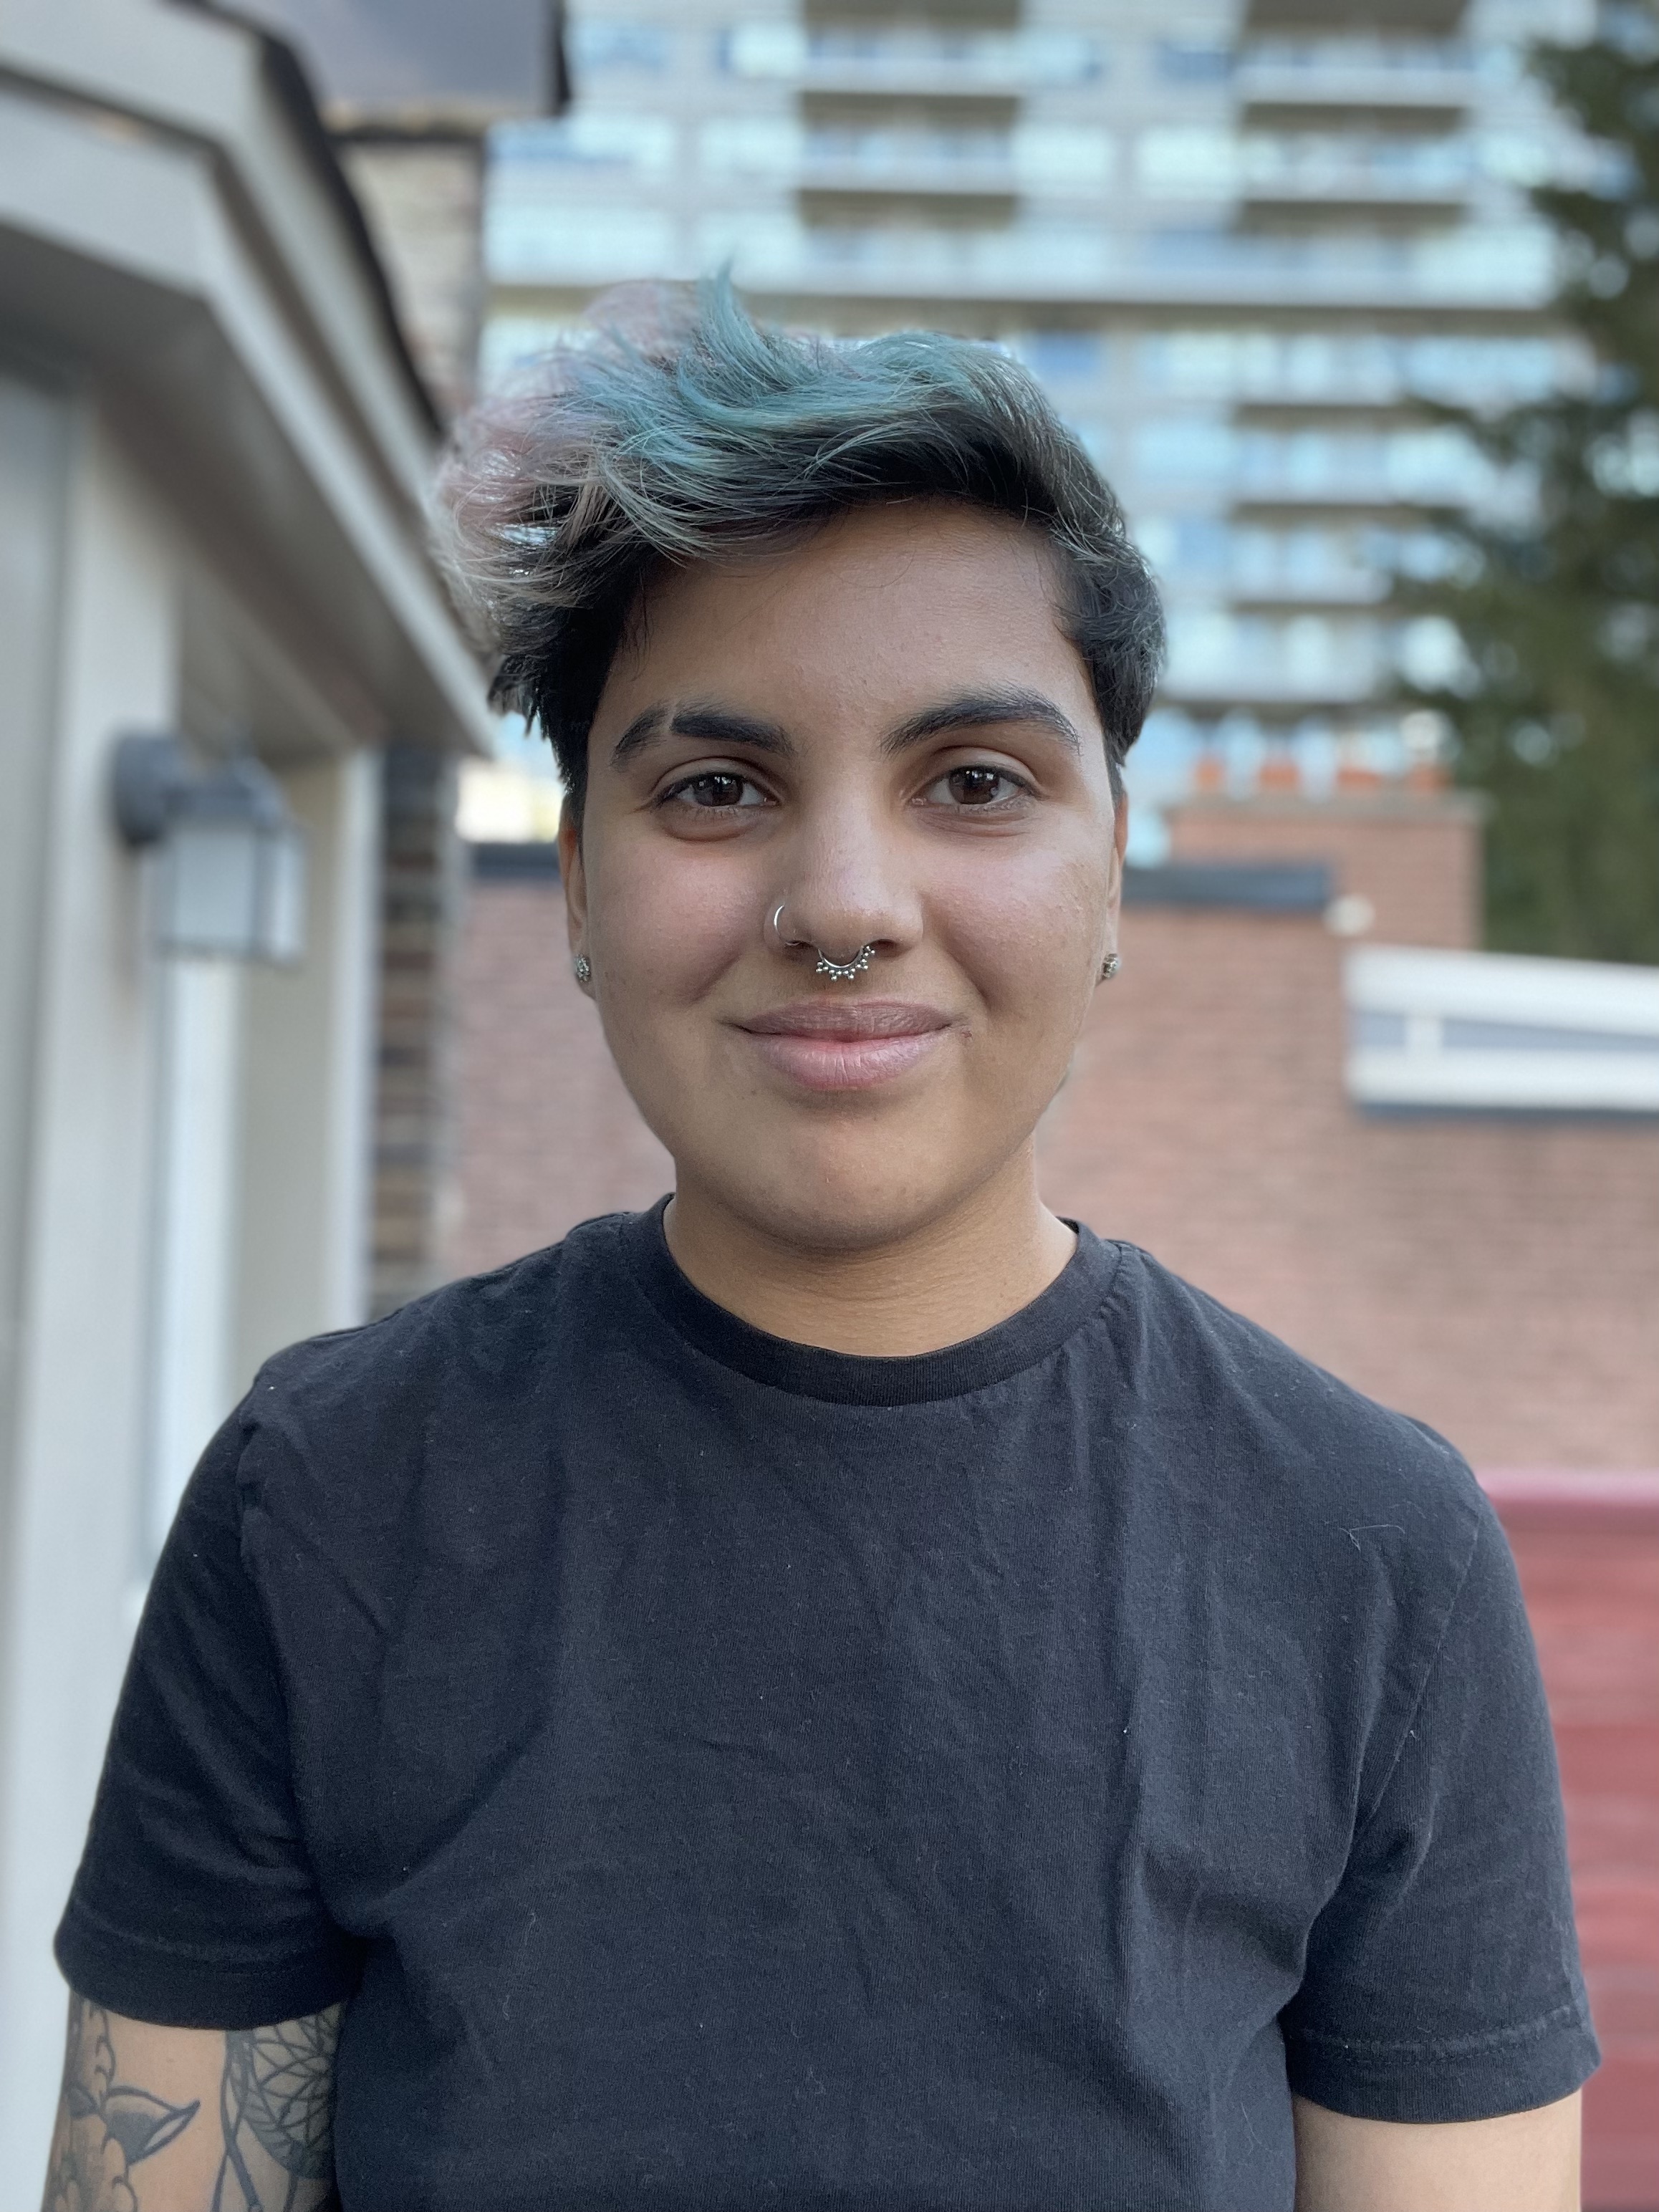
[54,1405,362,2029]
[1281,1499,1600,2122]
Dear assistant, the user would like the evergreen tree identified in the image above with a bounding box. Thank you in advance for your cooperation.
[1398,1,1659,962]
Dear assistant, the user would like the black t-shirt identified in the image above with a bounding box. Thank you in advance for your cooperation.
[59,1206,1596,2212]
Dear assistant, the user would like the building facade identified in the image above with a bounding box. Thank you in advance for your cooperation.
[481,0,1594,845]
[0,0,489,2166]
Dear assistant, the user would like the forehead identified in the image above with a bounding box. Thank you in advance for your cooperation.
[600,501,1096,731]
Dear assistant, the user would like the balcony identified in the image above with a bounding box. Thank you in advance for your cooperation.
[1133,328,1568,409]
[1135,125,1478,214]
[1237,37,1479,119]
[788,122,1114,197]
[799,122,1012,198]
[1238,131,1476,218]
[1244,0,1471,34]
[1231,424,1491,506]
[1127,417,1489,507]
[483,186,1554,312]
[1161,608,1386,704]
[721,23,1104,95]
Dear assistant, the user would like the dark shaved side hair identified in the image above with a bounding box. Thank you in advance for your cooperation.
[433,276,1164,829]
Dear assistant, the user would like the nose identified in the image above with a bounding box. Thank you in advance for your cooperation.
[768,794,923,974]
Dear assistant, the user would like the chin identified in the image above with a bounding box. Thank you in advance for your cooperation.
[698,1128,996,1258]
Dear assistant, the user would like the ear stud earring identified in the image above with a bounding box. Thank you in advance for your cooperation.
[574,955,592,986]
[1100,953,1121,981]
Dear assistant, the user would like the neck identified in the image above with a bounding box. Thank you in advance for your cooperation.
[662,1150,1077,1356]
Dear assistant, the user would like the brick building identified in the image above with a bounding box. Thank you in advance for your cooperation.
[451,783,1659,2206]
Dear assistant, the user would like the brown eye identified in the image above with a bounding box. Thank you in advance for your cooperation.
[691,774,745,807]
[673,772,760,809]
[947,766,1011,805]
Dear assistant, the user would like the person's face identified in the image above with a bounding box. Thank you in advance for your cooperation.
[561,500,1126,1253]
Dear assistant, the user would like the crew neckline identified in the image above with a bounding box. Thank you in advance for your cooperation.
[616,1198,1122,1406]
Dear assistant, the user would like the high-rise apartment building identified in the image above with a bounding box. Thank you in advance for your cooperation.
[482,0,1594,853]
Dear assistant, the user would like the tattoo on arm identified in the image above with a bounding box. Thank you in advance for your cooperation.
[44,1993,343,2212]
[45,1996,198,2211]
[214,2014,341,2212]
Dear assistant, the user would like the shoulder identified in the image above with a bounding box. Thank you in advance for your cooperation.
[236,1209,645,1496]
[1101,1241,1489,1555]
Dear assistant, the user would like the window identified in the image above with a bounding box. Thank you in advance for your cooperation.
[569,21,670,71]
[802,122,1011,168]
[1135,128,1239,198]
[1163,610,1384,696]
[721,24,808,77]
[1014,331,1107,382]
[484,204,677,282]
[1071,421,1113,470]
[1134,514,1231,582]
[1134,329,1569,408]
[1240,131,1475,198]
[1011,124,1113,186]
[701,119,803,175]
[1154,38,1232,82]
[718,22,1102,86]
[490,114,677,175]
[1404,335,1564,406]
[1132,417,1236,481]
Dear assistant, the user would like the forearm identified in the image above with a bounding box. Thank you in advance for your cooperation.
[42,1992,342,2212]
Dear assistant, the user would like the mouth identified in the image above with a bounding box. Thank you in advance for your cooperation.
[733,999,955,1092]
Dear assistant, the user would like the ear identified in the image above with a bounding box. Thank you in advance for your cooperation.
[559,806,587,961]
[1102,787,1127,959]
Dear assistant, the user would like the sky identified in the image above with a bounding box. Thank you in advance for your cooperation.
[239,0,550,104]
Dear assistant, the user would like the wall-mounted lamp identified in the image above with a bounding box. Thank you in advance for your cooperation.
[112,733,307,966]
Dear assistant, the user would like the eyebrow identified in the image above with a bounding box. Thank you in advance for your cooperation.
[610,703,794,768]
[881,687,1085,757]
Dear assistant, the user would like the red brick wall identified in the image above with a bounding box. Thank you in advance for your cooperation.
[1491,1479,1659,2212]
[1036,898,1659,1470]
[1169,789,1485,949]
[446,878,671,1279]
[373,743,466,1317]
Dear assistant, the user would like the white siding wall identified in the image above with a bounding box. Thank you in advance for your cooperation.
[0,419,175,2175]
[235,748,383,1385]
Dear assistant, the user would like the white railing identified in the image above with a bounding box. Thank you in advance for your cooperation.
[1240,36,1479,82]
[1135,126,1478,201]
[1234,425,1491,504]
[798,125,1016,195]
[1133,329,1571,408]
[480,194,1555,309]
[1130,420,1489,503]
[1240,133,1477,199]
[721,23,1104,91]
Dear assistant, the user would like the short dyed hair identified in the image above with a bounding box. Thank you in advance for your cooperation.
[435,279,1163,825]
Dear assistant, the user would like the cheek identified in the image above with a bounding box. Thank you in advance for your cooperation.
[587,835,758,1009]
[933,837,1110,1024]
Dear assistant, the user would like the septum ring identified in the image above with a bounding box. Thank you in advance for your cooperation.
[769,902,877,984]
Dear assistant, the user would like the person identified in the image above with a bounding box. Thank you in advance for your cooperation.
[45,283,1596,2212]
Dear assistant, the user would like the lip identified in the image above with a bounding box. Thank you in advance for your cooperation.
[733,999,955,1092]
